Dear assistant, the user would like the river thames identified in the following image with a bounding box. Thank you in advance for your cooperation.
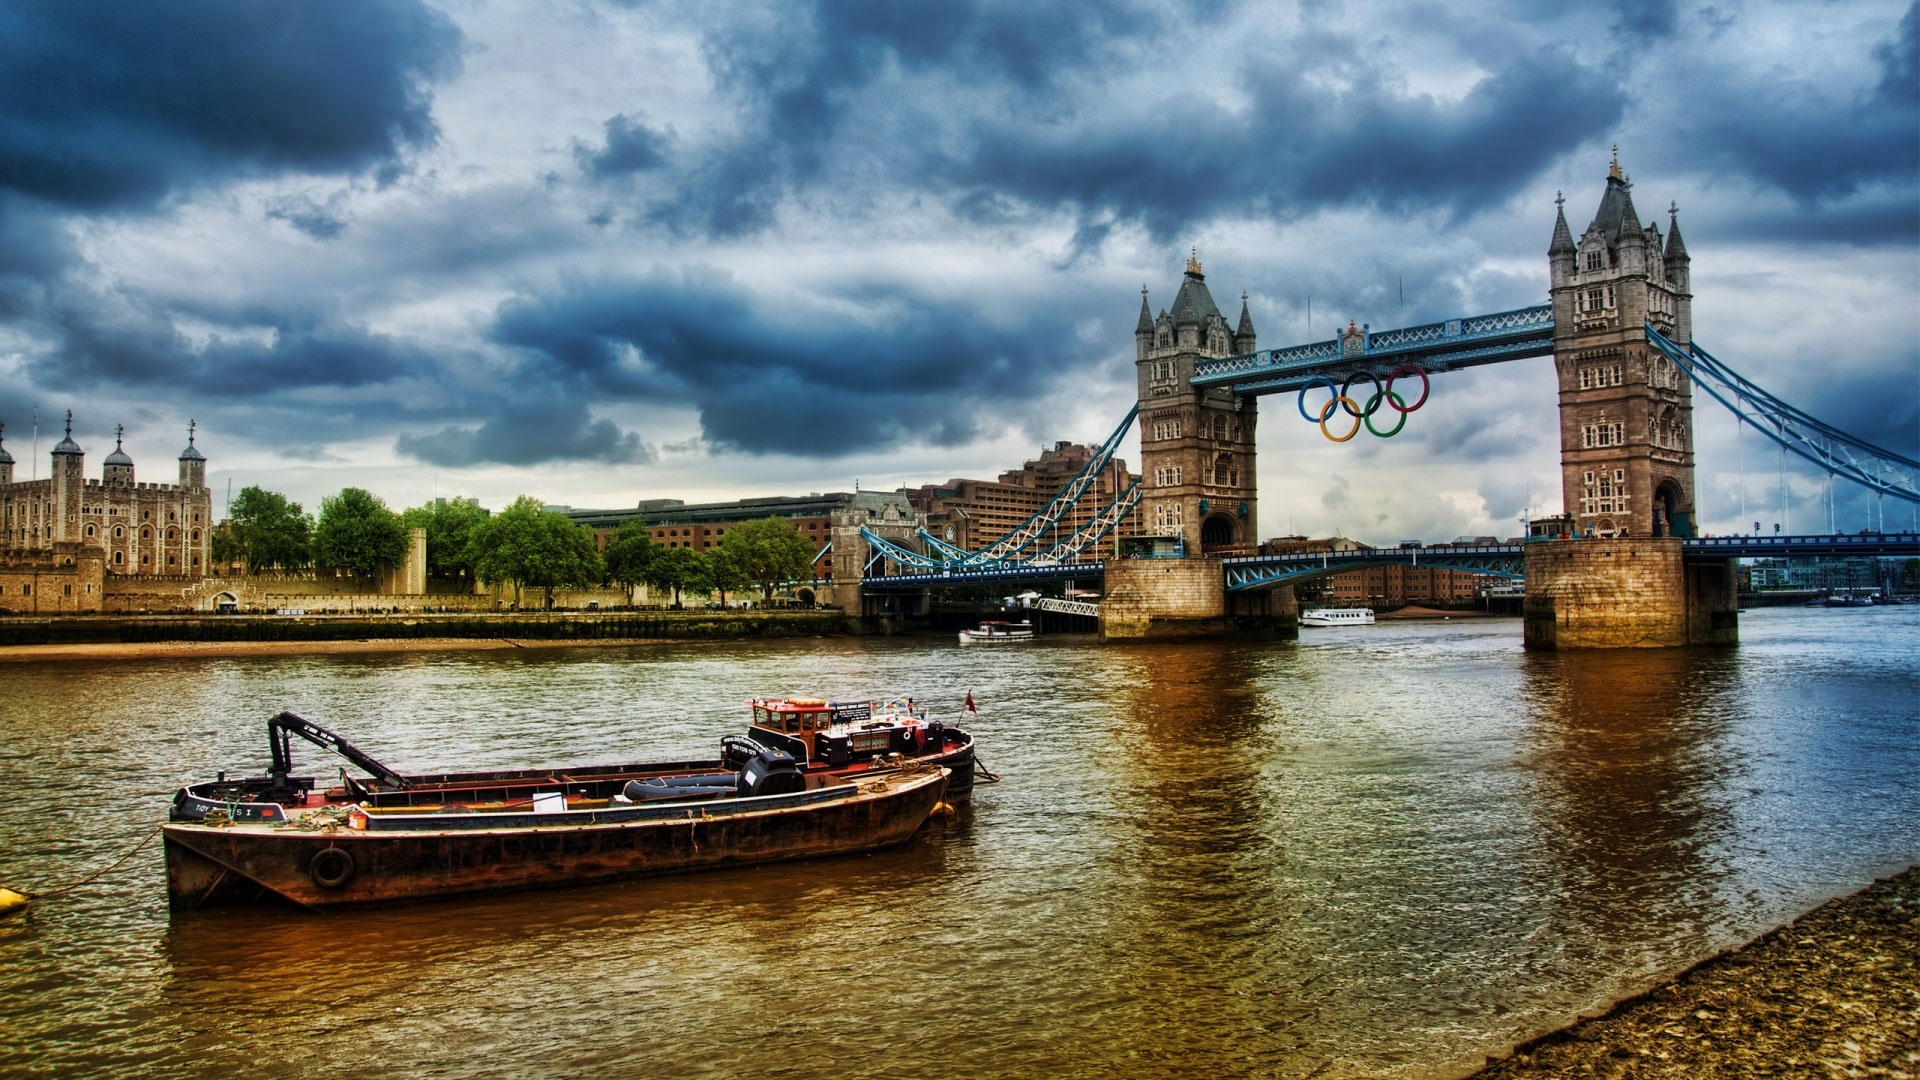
[2,606,1916,1079]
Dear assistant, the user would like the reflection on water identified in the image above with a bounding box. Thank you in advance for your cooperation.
[2,609,1916,1079]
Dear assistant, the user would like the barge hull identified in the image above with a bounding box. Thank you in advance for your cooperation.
[165,771,947,911]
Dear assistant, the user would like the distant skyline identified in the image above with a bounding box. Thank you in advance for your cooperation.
[1,1,1914,546]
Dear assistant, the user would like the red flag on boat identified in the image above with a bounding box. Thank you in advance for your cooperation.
[964,690,977,713]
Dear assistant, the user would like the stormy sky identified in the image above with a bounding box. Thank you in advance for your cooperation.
[0,0,1914,544]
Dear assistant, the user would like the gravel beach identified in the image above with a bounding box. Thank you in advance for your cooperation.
[1466,867,1920,1078]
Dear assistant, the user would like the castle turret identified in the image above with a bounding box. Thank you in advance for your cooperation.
[103,425,134,485]
[178,419,206,489]
[51,411,83,544]
[0,421,13,486]
[1233,292,1257,354]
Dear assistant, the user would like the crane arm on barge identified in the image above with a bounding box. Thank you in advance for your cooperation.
[268,710,411,793]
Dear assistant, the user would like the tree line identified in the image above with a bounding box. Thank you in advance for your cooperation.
[212,486,821,609]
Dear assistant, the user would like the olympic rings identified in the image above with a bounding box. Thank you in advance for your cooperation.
[1298,363,1429,442]
[1364,391,1409,437]
[1385,364,1430,412]
[1317,396,1363,442]
[1340,372,1383,417]
[1296,377,1340,423]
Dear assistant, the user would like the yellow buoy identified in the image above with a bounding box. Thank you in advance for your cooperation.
[0,887,30,918]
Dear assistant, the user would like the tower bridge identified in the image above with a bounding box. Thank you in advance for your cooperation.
[827,153,1919,646]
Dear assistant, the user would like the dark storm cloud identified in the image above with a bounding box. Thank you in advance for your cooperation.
[397,398,651,468]
[648,0,1149,237]
[489,268,1088,455]
[1658,3,1917,224]
[633,1,1621,245]
[32,303,440,399]
[576,114,674,178]
[948,42,1623,241]
[0,0,462,211]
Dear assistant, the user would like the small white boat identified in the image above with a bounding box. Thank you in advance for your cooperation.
[1300,607,1375,627]
[958,620,1034,644]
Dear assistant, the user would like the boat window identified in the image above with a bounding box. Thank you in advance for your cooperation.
[807,712,826,730]
[753,706,771,725]
[786,716,801,733]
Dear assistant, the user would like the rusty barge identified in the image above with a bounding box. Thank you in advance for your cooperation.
[166,710,956,910]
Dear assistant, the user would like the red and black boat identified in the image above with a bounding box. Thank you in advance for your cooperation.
[165,700,981,910]
[727,696,980,803]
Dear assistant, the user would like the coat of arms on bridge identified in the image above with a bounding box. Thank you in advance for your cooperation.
[1340,319,1367,356]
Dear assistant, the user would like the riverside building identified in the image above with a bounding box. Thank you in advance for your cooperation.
[901,441,1142,563]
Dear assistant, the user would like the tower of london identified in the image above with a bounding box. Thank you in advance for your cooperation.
[0,413,214,613]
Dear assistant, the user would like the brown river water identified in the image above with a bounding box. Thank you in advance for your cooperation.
[1,607,1916,1079]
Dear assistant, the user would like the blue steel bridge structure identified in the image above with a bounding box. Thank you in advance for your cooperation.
[851,308,1919,595]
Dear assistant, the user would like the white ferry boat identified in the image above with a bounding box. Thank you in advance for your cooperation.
[958,619,1035,644]
[1299,607,1376,627]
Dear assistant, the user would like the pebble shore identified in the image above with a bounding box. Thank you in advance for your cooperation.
[1467,866,1919,1078]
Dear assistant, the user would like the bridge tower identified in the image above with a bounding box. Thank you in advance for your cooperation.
[1548,148,1697,540]
[1526,151,1735,649]
[1134,251,1259,555]
[1103,253,1292,640]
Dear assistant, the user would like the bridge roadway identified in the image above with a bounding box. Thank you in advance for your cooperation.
[857,533,1920,594]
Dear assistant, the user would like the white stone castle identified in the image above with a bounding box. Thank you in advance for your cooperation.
[0,412,214,613]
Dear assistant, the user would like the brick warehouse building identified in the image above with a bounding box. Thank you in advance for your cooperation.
[900,441,1142,563]
[566,491,916,574]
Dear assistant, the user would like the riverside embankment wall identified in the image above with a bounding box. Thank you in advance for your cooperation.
[0,611,848,647]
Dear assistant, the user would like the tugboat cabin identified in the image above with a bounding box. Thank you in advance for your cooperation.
[747,697,936,768]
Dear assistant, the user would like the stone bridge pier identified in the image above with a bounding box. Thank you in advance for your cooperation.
[1523,538,1737,649]
[1098,558,1295,640]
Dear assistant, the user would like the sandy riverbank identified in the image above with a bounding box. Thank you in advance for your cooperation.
[1377,605,1503,619]
[1464,866,1919,1078]
[0,636,673,663]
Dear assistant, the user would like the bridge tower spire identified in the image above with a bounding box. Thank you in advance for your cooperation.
[1549,153,1698,539]
[1135,250,1259,555]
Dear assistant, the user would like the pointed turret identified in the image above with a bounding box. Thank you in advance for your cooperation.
[1664,202,1689,264]
[1549,191,1576,256]
[0,420,13,485]
[1234,292,1256,353]
[1617,184,1644,249]
[1134,286,1155,361]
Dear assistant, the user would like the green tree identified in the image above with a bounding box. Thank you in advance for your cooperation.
[225,485,313,573]
[313,487,408,577]
[466,496,603,609]
[713,516,816,602]
[642,545,709,609]
[706,545,753,607]
[601,518,657,606]
[209,519,244,571]
[401,496,489,579]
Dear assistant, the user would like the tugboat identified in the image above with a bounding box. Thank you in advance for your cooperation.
[724,696,978,803]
